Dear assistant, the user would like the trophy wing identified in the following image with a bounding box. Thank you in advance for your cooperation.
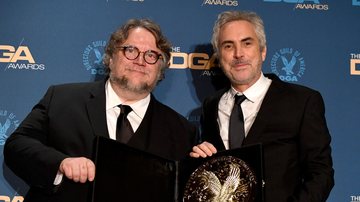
[202,170,221,198]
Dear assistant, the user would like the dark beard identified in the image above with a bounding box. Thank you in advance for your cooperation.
[109,74,156,94]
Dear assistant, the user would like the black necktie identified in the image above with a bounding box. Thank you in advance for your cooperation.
[116,105,134,143]
[229,94,247,149]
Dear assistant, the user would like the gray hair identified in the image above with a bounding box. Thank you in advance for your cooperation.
[211,11,267,54]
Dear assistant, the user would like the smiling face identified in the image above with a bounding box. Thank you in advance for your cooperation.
[108,27,162,94]
[218,20,267,92]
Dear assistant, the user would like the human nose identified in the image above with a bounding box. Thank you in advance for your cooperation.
[134,52,146,65]
[233,46,244,59]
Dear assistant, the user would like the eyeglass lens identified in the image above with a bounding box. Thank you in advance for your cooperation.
[122,46,160,64]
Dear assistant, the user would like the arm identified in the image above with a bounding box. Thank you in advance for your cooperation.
[4,86,95,193]
[294,91,334,202]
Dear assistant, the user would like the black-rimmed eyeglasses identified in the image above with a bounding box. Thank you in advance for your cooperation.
[117,45,163,65]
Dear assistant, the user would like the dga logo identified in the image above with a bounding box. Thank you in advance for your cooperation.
[0,45,45,71]
[270,48,306,82]
[350,53,360,75]
[170,46,220,76]
[202,0,239,6]
[353,0,360,6]
[0,195,24,202]
[263,0,329,10]
[82,40,107,75]
[351,195,360,202]
[0,110,20,146]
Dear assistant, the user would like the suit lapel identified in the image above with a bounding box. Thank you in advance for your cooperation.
[126,94,155,150]
[244,76,285,144]
[206,89,227,150]
[86,80,109,138]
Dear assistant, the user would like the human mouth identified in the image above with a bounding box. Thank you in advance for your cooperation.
[126,67,148,75]
[232,60,249,69]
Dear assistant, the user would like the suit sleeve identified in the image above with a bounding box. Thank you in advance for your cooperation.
[293,91,334,202]
[199,92,226,151]
[4,86,68,193]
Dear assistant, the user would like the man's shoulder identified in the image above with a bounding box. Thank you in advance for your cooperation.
[150,97,196,132]
[47,80,104,93]
[149,95,192,123]
[266,73,319,95]
[43,80,105,99]
[150,96,181,116]
[52,80,103,90]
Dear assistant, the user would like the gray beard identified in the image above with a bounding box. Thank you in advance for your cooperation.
[109,74,156,94]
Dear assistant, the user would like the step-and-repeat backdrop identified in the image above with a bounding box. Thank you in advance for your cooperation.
[1,0,359,201]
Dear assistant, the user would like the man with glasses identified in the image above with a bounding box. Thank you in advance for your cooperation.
[4,18,196,202]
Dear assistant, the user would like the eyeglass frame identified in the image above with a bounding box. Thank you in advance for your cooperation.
[115,45,163,65]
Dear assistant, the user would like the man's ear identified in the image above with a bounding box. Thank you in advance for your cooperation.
[109,58,113,70]
[261,46,267,62]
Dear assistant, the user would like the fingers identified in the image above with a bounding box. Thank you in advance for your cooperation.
[86,160,96,182]
[190,141,217,158]
[189,151,201,158]
[59,157,96,183]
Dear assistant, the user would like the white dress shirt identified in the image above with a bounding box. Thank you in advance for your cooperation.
[218,73,272,149]
[105,80,150,140]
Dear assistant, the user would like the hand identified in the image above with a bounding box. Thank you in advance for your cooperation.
[190,141,217,158]
[59,157,95,183]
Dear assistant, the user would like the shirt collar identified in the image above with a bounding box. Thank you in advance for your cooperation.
[105,80,150,119]
[230,73,272,103]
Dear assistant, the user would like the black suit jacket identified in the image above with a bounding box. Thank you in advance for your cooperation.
[4,80,196,202]
[200,74,334,202]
